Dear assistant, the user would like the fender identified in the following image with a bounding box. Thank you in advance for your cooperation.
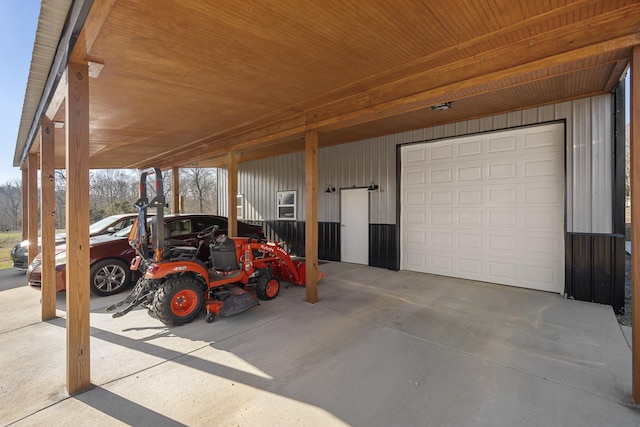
[144,259,209,283]
[244,241,324,286]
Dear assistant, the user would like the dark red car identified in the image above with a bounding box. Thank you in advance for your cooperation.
[27,214,264,296]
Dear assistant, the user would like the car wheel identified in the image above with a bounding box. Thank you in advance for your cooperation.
[90,258,132,296]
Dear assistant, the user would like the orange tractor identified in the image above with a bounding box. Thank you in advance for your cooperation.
[107,167,323,326]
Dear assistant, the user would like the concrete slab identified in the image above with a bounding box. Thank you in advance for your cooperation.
[1,263,639,426]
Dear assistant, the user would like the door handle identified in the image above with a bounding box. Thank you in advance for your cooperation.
[341,224,346,227]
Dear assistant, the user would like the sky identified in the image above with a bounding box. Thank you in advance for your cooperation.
[0,1,40,184]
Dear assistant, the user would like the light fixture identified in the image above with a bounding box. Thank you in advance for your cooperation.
[325,185,336,194]
[367,181,379,192]
[431,101,452,111]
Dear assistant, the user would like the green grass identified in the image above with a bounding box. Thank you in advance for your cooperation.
[0,230,23,269]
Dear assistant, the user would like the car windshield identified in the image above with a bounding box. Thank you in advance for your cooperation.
[89,215,123,233]
[114,224,134,237]
[113,218,151,238]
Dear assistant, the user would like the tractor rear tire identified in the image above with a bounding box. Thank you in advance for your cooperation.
[152,276,205,326]
[256,275,280,300]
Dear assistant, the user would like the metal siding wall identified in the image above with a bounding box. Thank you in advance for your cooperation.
[218,94,614,236]
[218,168,228,217]
[319,137,397,223]
[573,99,592,231]
[556,101,574,230]
[592,96,613,233]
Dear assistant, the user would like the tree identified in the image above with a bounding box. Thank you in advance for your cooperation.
[0,166,221,232]
[90,169,137,212]
[55,170,66,229]
[180,167,217,213]
[0,180,23,230]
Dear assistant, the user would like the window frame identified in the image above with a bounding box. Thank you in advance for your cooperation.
[276,190,297,221]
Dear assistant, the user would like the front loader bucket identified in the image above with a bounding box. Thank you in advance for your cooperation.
[272,260,325,286]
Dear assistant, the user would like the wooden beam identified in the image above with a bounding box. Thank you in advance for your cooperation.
[172,166,180,214]
[65,62,91,394]
[130,116,306,171]
[21,168,28,240]
[40,118,56,321]
[69,0,117,64]
[27,153,38,268]
[304,130,319,304]
[45,69,67,120]
[632,45,640,404]
[227,152,238,237]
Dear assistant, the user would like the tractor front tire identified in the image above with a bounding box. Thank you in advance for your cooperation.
[152,276,205,326]
[256,275,280,300]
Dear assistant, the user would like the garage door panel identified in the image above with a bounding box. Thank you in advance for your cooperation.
[406,191,426,205]
[459,258,483,276]
[406,170,427,184]
[487,210,517,227]
[458,210,483,226]
[488,135,517,154]
[458,165,483,181]
[521,209,562,230]
[458,139,483,157]
[406,252,427,268]
[404,147,427,163]
[430,145,453,160]
[401,123,564,293]
[430,210,453,225]
[524,129,560,150]
[458,233,482,249]
[522,184,563,205]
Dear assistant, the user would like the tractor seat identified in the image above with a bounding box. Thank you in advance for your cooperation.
[167,245,198,261]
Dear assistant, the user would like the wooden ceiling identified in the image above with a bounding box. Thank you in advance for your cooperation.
[35,0,640,169]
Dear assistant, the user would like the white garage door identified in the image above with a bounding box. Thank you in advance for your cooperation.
[401,123,565,293]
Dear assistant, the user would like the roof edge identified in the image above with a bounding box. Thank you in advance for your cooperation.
[13,0,94,170]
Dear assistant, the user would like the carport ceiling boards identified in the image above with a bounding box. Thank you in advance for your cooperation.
[28,0,639,170]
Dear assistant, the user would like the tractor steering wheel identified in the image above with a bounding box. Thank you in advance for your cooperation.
[248,233,265,243]
[196,224,219,239]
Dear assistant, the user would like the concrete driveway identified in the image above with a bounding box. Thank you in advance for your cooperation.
[1,263,638,426]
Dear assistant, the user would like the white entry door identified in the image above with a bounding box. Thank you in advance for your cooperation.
[341,188,369,264]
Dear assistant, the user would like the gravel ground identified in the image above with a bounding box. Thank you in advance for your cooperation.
[616,252,632,326]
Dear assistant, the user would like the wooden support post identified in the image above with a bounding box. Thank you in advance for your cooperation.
[632,45,640,404]
[65,62,91,394]
[228,152,238,237]
[172,166,180,214]
[40,118,56,320]
[27,153,38,268]
[305,130,319,303]
[21,168,28,240]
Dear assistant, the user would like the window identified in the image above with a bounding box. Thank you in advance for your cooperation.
[277,190,296,220]
[237,194,244,220]
[192,216,225,232]
[167,219,192,236]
